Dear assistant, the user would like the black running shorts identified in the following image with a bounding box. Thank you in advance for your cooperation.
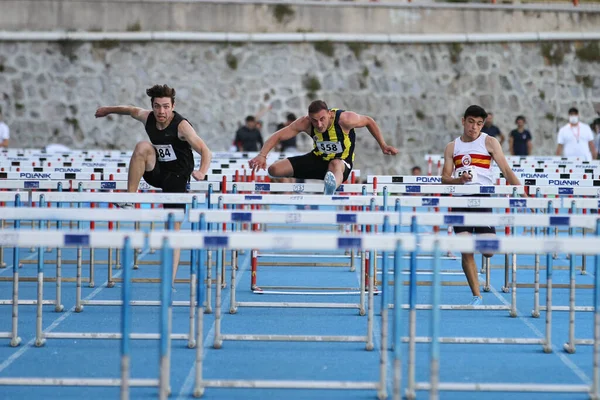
[143,162,190,209]
[287,152,352,182]
[451,195,496,235]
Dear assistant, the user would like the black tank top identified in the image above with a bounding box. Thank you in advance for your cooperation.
[145,111,194,174]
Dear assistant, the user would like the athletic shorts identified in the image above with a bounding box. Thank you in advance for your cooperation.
[451,195,496,235]
[143,162,190,209]
[287,152,352,182]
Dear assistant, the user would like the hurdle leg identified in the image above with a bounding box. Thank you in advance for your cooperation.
[89,248,95,288]
[373,250,379,293]
[592,253,600,400]
[480,254,486,275]
[552,226,559,259]
[115,222,122,269]
[108,248,115,288]
[213,248,223,349]
[0,219,5,268]
[359,251,366,316]
[392,244,403,400]
[75,246,84,312]
[10,245,21,347]
[194,294,205,398]
[55,248,64,312]
[483,256,491,292]
[35,243,46,347]
[366,250,375,351]
[205,251,212,314]
[581,227,587,275]
[230,250,238,314]
[188,254,197,349]
[532,253,541,318]
[220,249,226,288]
[378,251,390,400]
[133,222,140,270]
[509,253,517,317]
[544,254,553,353]
[350,248,355,272]
[502,253,510,293]
[564,252,576,354]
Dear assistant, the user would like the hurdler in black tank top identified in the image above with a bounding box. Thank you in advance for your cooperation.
[145,111,194,175]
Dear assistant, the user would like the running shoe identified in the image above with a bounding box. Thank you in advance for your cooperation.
[324,171,337,195]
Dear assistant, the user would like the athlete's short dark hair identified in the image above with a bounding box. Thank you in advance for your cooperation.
[463,105,487,120]
[146,84,176,106]
[308,100,328,115]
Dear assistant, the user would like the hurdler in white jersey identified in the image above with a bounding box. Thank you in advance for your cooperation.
[441,105,524,306]
[452,132,494,188]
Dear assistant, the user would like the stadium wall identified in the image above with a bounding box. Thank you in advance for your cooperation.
[1,39,598,174]
[1,1,599,173]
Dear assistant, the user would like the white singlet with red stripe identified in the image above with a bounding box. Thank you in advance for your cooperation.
[452,133,494,187]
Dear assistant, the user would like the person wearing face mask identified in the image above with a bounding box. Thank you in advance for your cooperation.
[556,107,597,161]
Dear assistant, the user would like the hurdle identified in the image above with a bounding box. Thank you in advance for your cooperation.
[397,234,600,400]
[142,230,410,400]
[211,186,527,292]
[0,191,30,270]
[0,230,170,400]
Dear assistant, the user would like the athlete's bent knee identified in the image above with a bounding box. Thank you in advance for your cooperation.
[133,141,154,158]
[328,159,344,171]
[267,164,279,177]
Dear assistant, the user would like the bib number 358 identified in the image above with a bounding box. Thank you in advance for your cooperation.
[316,141,342,154]
[154,145,177,162]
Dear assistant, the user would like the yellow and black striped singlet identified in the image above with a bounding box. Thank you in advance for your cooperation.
[309,109,356,164]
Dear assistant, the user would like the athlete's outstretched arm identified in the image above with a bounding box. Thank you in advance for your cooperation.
[249,117,310,171]
[339,111,398,155]
[95,106,150,123]
[178,120,212,181]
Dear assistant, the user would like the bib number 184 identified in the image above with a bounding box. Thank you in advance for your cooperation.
[154,145,177,162]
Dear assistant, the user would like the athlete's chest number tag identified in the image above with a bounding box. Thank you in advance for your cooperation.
[455,166,476,181]
[154,144,177,162]
[316,141,342,154]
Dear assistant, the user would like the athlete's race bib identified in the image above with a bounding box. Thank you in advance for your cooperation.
[455,166,477,181]
[154,144,177,162]
[316,141,342,154]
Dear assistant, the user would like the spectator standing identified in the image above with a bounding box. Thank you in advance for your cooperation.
[591,118,600,159]
[483,112,505,146]
[234,115,264,152]
[508,115,532,156]
[556,107,597,161]
[278,113,298,152]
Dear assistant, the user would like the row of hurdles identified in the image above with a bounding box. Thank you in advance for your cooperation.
[0,225,599,400]
[0,191,599,397]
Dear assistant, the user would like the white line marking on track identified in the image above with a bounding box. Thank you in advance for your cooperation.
[0,252,38,275]
[0,249,149,373]
[489,284,591,385]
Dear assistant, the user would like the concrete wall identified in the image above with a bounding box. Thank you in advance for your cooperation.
[1,1,599,34]
[1,40,599,175]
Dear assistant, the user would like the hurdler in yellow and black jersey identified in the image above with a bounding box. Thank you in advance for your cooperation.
[308,108,356,165]
[288,108,355,182]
